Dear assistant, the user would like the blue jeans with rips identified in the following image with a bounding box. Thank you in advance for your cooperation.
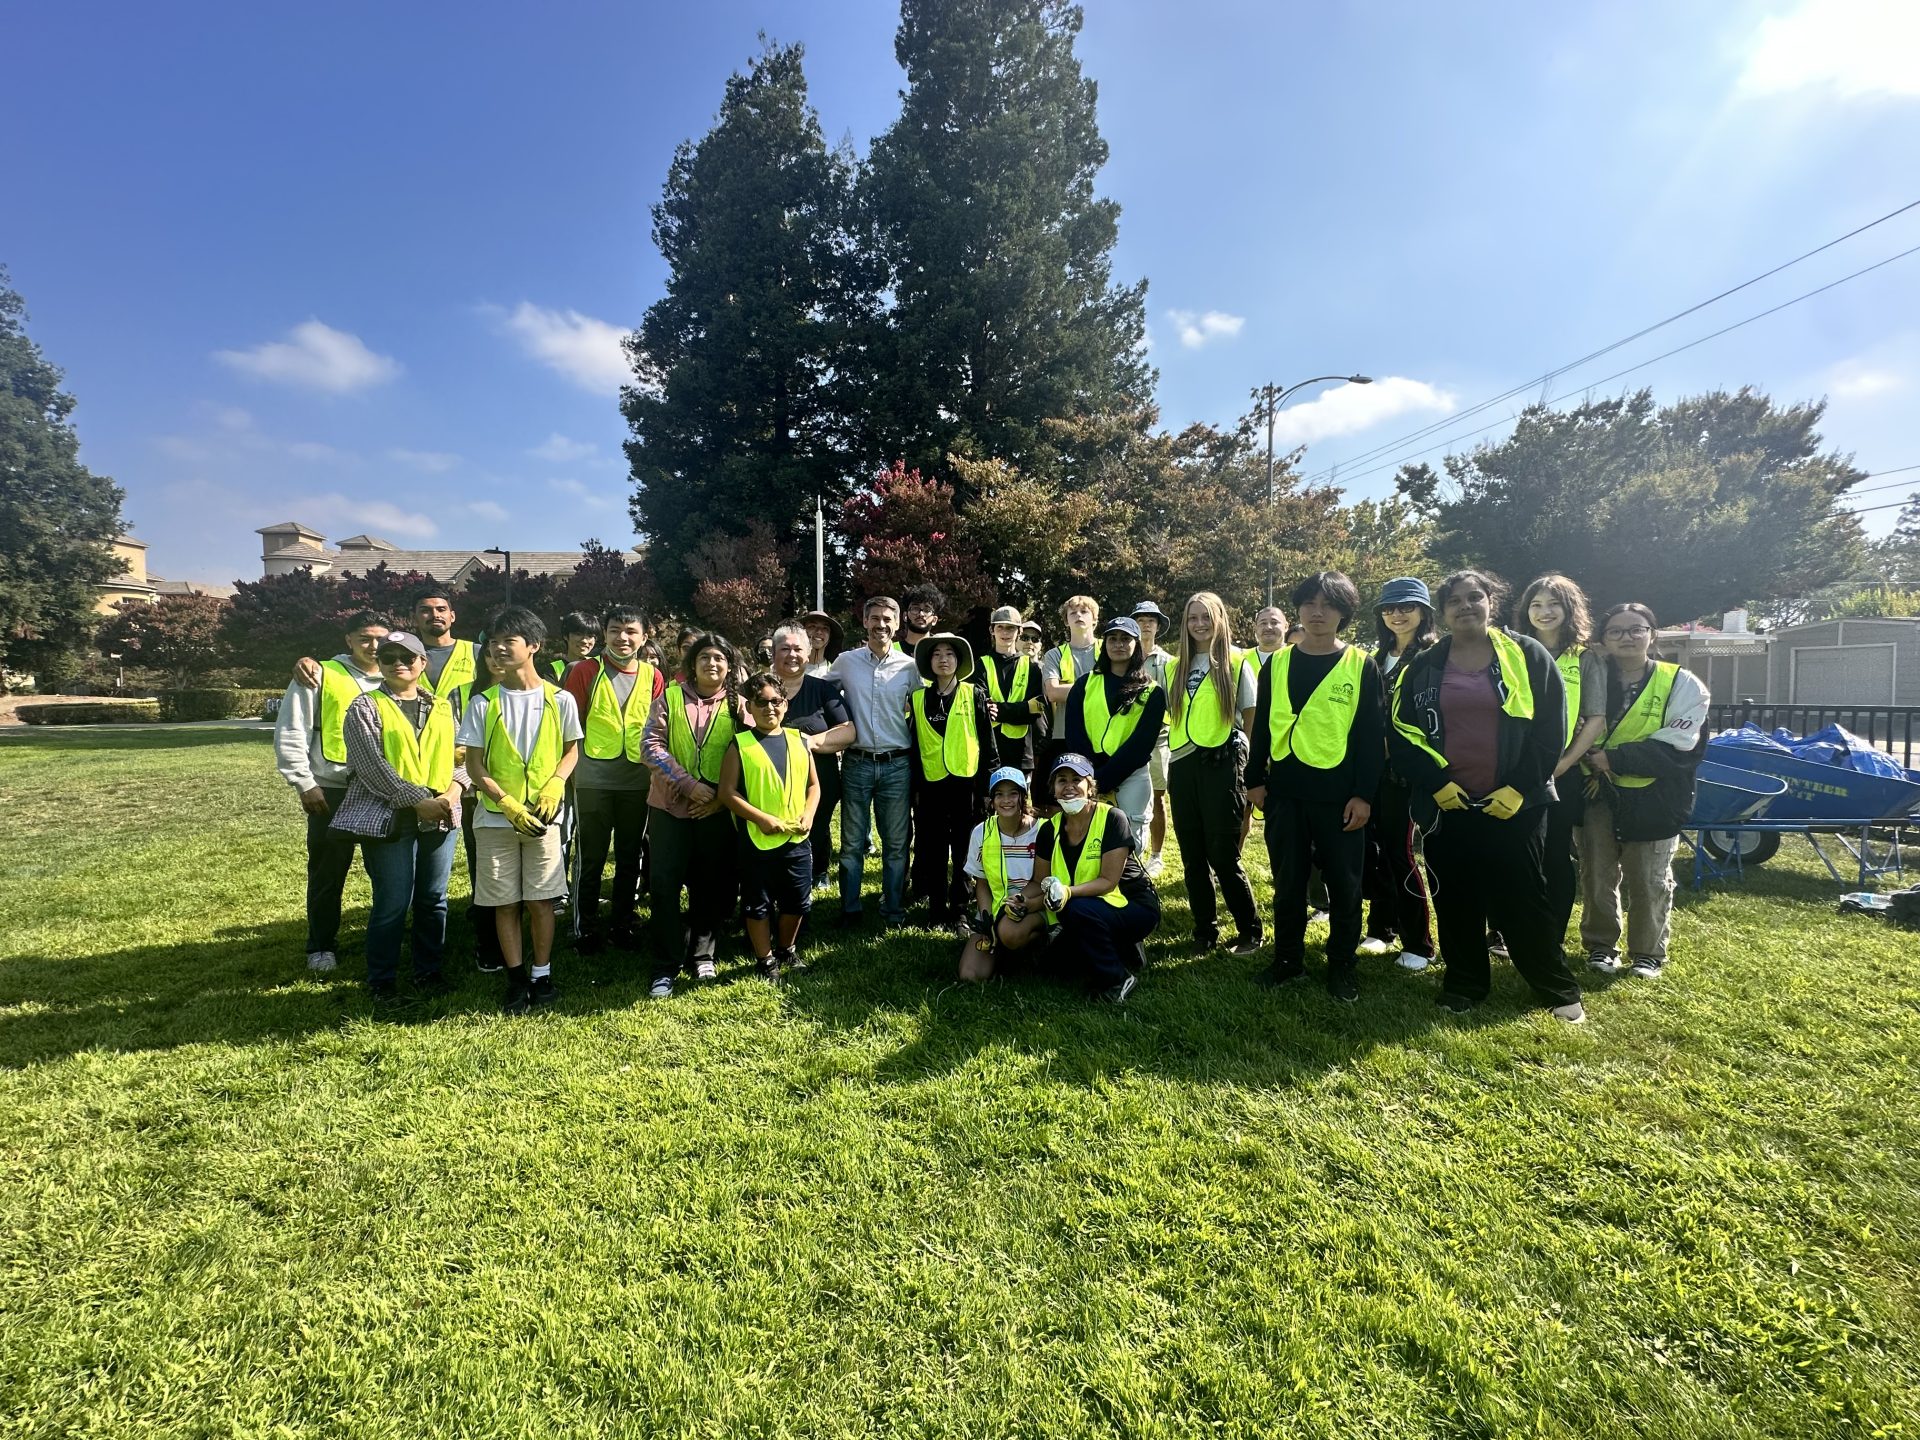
[839,751,911,921]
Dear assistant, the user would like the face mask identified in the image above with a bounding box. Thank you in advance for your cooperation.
[1058,795,1089,815]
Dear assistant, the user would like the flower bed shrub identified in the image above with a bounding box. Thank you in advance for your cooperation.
[156,688,281,722]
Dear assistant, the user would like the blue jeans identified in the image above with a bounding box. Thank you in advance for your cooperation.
[839,751,910,920]
[361,825,456,984]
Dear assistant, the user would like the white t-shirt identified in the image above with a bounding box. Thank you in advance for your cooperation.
[964,817,1043,897]
[457,685,585,828]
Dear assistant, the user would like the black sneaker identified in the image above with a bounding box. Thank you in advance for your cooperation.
[1435,991,1476,1014]
[1229,934,1266,957]
[502,971,532,1015]
[609,926,641,951]
[413,972,453,997]
[1257,961,1307,988]
[475,953,505,975]
[1191,928,1220,952]
[528,974,557,1008]
[779,947,809,974]
[1327,970,1359,1004]
[1098,974,1137,1005]
[368,977,400,1002]
[756,953,781,983]
[575,932,606,956]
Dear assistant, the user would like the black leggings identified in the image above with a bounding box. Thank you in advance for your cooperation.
[1166,752,1259,941]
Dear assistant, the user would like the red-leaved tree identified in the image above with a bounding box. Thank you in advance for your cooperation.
[841,462,993,613]
[97,593,230,682]
[685,520,791,644]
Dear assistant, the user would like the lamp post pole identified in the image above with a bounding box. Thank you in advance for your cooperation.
[484,546,513,606]
[1252,375,1373,606]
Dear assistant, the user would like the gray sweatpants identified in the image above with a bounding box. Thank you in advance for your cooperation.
[1577,797,1678,962]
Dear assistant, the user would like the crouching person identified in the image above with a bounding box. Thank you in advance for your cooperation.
[719,672,821,982]
[1025,753,1161,1003]
[329,630,464,1000]
[957,766,1047,981]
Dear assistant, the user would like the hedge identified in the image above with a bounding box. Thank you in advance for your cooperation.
[16,700,161,726]
[156,688,281,722]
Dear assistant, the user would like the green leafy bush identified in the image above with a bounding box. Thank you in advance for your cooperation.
[156,688,279,722]
[16,699,160,725]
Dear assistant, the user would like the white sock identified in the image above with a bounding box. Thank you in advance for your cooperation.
[532,963,551,979]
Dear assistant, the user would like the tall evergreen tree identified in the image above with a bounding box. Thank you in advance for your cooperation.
[624,41,870,611]
[862,0,1153,486]
[0,266,125,684]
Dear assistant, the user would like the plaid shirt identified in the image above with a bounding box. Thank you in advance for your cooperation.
[328,690,468,839]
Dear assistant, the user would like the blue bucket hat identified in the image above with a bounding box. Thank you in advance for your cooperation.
[1377,577,1432,610]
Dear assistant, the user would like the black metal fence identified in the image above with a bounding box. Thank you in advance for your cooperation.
[1708,703,1920,769]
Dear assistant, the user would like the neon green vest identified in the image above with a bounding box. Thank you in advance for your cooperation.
[1169,660,1236,750]
[1080,673,1157,758]
[1390,629,1538,772]
[371,689,455,791]
[477,682,564,811]
[318,659,371,765]
[418,639,477,698]
[1267,644,1367,769]
[665,683,736,784]
[910,684,982,781]
[982,656,1036,739]
[979,819,1026,916]
[1050,644,1081,686]
[1555,646,1583,747]
[583,658,658,762]
[1597,661,1679,789]
[1048,804,1128,911]
[735,729,808,851]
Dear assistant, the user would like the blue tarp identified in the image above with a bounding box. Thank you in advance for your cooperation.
[1709,722,1906,778]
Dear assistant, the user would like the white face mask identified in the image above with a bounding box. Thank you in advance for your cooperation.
[1058,795,1089,815]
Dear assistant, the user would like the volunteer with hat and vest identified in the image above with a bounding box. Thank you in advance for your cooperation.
[1021,753,1161,1003]
[641,632,743,997]
[980,606,1046,778]
[458,607,584,1014]
[1131,600,1177,878]
[559,605,664,954]
[1244,572,1384,1001]
[327,630,465,999]
[1360,577,1440,972]
[1386,569,1586,1021]
[294,586,478,701]
[908,632,994,931]
[1166,591,1263,955]
[275,609,390,974]
[719,670,823,982]
[956,766,1047,980]
[1579,602,1708,980]
[1063,616,1166,849]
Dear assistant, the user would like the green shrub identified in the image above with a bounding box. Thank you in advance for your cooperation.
[155,688,280,722]
[16,699,161,725]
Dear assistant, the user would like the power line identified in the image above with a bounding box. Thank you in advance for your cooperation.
[1299,197,1920,485]
[1845,464,1920,491]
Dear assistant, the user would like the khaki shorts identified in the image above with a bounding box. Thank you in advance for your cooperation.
[1148,737,1171,792]
[474,824,567,906]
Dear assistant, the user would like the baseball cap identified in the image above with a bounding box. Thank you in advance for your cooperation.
[375,631,428,660]
[1049,752,1096,779]
[987,765,1029,793]
[1099,616,1141,640]
[989,605,1023,626]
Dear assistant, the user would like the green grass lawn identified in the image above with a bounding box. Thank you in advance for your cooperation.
[1,729,1915,1438]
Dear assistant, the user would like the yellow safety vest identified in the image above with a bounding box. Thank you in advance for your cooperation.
[910,684,982,781]
[583,658,658,762]
[1048,804,1129,911]
[1080,673,1157,758]
[734,728,808,850]
[477,682,564,810]
[1596,661,1679,789]
[370,689,455,791]
[1266,644,1367,769]
[318,659,371,765]
[1050,644,1080,687]
[665,682,736,784]
[1390,629,1538,771]
[1555,645,1583,747]
[979,819,1026,916]
[1169,660,1237,750]
[419,639,477,698]
[982,655,1037,739]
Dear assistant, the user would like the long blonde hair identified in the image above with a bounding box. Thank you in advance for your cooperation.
[1172,592,1236,723]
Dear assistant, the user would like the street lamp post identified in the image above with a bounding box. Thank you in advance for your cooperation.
[1253,374,1373,606]
[483,546,513,606]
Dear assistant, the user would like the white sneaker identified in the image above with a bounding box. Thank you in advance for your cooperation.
[1308,910,1330,926]
[693,958,718,982]
[1356,937,1394,958]
[1587,950,1624,974]
[1144,853,1165,879]
[306,950,337,973]
[1627,956,1665,979]
[1396,951,1432,972]
[1550,1002,1587,1024]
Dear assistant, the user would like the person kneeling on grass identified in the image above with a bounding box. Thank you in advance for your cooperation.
[718,672,822,982]
[329,630,465,1000]
[1020,753,1162,1004]
[458,607,584,1015]
[957,766,1047,981]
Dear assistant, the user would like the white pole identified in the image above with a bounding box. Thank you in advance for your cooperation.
[815,494,825,611]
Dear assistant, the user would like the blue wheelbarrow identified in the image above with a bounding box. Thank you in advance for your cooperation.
[1687,742,1920,886]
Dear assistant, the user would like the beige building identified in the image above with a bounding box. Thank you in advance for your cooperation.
[96,536,235,614]
[257,522,614,584]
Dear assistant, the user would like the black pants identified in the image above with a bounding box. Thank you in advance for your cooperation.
[1423,807,1581,1007]
[809,754,841,882]
[576,788,649,937]
[912,775,980,921]
[1050,893,1160,988]
[1543,795,1580,948]
[460,794,503,967]
[1267,795,1365,975]
[1166,752,1259,942]
[304,785,357,954]
[648,807,737,978]
[1364,778,1435,955]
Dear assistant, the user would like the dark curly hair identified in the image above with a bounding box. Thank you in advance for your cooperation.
[1435,569,1509,628]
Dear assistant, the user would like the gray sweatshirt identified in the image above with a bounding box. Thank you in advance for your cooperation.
[274,653,382,792]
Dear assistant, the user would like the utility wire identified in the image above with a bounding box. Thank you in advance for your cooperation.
[1300,198,1920,485]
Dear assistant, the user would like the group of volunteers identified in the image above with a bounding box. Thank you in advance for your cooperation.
[274,567,1708,1023]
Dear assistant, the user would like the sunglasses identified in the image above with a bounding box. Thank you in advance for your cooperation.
[377,651,423,665]
[1380,602,1424,615]
[748,693,788,707]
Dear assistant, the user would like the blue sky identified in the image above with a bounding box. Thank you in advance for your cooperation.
[5,0,1917,586]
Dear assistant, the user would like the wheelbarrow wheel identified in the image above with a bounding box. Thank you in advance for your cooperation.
[1702,829,1780,865]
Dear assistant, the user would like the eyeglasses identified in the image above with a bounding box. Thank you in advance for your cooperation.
[1604,626,1652,640]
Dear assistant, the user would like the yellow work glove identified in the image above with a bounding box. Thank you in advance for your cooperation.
[498,795,546,837]
[531,776,566,823]
[1484,785,1525,821]
[1433,782,1470,812]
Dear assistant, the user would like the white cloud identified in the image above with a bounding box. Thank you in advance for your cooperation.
[491,302,632,394]
[291,493,437,541]
[529,432,599,464]
[1167,309,1246,350]
[1739,0,1920,99]
[464,499,510,523]
[1829,363,1905,399]
[214,320,402,393]
[1270,376,1456,447]
[389,448,461,473]
[547,476,619,510]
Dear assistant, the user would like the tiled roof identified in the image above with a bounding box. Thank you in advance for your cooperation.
[336,534,398,550]
[269,541,334,561]
[258,521,328,538]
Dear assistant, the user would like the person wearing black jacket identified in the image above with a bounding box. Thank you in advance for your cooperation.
[1245,572,1384,1002]
[907,633,993,931]
[980,605,1047,777]
[1062,617,1166,848]
[1387,569,1585,1022]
